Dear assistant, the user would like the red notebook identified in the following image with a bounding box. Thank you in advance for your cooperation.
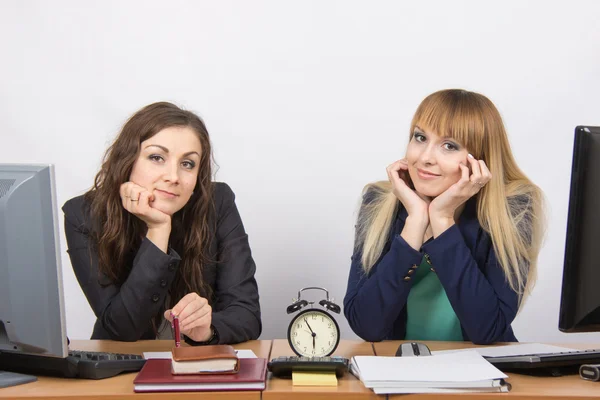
[133,358,267,393]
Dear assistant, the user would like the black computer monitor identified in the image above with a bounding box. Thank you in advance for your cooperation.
[0,164,69,380]
[559,126,600,332]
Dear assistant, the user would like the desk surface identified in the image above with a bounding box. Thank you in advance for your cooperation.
[264,339,378,400]
[374,341,600,400]
[0,340,271,400]
[3,339,600,399]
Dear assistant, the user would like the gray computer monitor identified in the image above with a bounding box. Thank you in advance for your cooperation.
[0,164,68,359]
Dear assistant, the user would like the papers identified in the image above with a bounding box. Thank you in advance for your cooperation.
[432,343,576,358]
[143,352,172,359]
[235,350,259,359]
[143,349,257,360]
[353,351,507,383]
[373,386,511,394]
[351,350,509,394]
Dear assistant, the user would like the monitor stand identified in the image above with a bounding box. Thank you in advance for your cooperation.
[0,370,37,388]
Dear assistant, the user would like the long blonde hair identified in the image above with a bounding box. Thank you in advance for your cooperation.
[356,89,545,307]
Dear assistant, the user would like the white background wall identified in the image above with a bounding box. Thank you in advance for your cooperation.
[1,0,599,344]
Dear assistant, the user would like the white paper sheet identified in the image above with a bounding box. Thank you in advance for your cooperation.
[431,343,577,358]
[143,349,257,359]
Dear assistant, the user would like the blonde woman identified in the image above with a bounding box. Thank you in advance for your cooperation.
[343,89,544,344]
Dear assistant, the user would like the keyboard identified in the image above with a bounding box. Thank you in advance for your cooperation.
[485,348,600,372]
[267,355,349,378]
[0,350,146,379]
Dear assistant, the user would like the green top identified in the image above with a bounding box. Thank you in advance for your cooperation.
[405,255,463,341]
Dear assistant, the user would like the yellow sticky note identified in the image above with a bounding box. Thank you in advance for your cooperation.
[292,370,338,386]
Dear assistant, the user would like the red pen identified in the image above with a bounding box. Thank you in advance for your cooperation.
[171,312,181,347]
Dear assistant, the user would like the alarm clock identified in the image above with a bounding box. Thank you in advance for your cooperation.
[286,287,341,357]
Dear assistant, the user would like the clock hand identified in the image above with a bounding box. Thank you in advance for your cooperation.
[304,318,314,334]
[304,318,316,350]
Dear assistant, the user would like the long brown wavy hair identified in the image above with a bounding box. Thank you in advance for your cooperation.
[84,102,215,314]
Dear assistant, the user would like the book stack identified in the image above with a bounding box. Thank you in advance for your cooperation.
[350,350,510,394]
[134,345,267,393]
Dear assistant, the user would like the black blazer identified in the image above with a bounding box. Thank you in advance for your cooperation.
[62,182,261,344]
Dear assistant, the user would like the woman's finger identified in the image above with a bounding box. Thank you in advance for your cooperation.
[180,304,212,331]
[467,154,482,184]
[173,293,208,320]
[479,160,492,183]
[458,163,470,186]
[120,183,135,209]
[171,293,200,317]
[181,313,212,333]
[386,160,402,176]
[119,183,128,199]
[136,190,153,214]
[389,160,408,181]
[128,187,142,202]
[178,298,209,324]
[179,297,210,322]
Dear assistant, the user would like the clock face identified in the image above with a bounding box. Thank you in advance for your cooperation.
[287,309,340,357]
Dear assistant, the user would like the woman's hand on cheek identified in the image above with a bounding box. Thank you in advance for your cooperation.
[164,293,213,343]
[119,182,171,229]
[428,155,491,235]
[387,159,430,224]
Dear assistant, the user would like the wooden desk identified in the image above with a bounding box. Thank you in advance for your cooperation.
[264,339,378,400]
[5,339,600,399]
[374,341,600,400]
[0,339,272,400]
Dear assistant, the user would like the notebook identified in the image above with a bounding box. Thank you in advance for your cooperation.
[133,358,267,392]
[351,350,510,394]
[171,345,239,374]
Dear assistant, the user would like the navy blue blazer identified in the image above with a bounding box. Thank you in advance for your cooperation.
[344,195,520,345]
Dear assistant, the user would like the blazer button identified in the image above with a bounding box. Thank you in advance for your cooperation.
[430,267,436,273]
[425,253,432,266]
[410,264,418,269]
[160,279,168,288]
[407,269,414,275]
[403,276,411,282]
[151,294,160,302]
[168,262,177,271]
